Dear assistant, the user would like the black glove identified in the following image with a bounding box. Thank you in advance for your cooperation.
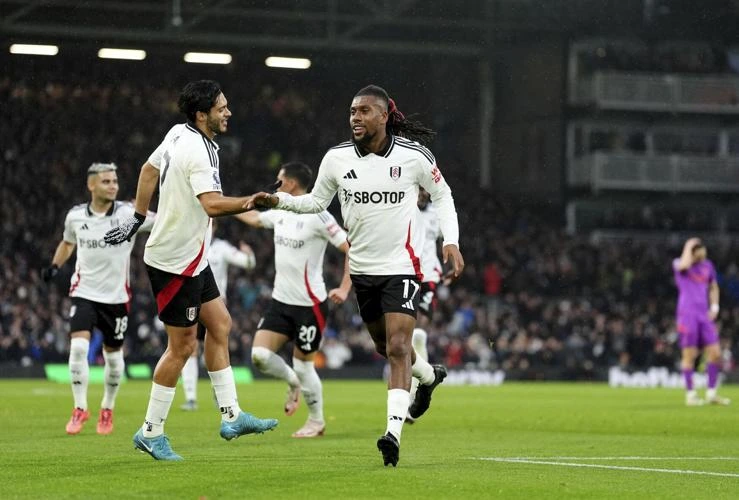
[104,212,146,245]
[41,264,59,282]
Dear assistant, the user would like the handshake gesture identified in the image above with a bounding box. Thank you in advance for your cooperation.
[243,180,283,212]
[104,212,146,245]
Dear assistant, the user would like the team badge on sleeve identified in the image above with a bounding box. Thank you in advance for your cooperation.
[390,166,402,180]
[430,166,442,184]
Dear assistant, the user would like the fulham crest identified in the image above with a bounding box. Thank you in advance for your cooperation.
[390,166,402,180]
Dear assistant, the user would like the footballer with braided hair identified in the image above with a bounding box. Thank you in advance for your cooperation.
[247,84,464,467]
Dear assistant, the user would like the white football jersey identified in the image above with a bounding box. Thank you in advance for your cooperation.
[63,201,154,304]
[418,204,442,284]
[275,135,459,278]
[208,238,255,297]
[259,209,347,307]
[144,123,222,276]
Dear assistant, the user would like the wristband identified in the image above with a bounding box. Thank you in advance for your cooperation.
[710,303,719,314]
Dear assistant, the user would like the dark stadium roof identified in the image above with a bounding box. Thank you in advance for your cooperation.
[3,0,738,58]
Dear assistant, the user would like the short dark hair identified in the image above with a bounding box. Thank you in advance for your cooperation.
[178,80,222,122]
[355,84,390,107]
[280,162,313,190]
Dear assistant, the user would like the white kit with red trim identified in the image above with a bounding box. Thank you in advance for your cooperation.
[144,123,221,276]
[275,135,459,278]
[62,201,154,304]
[258,209,347,307]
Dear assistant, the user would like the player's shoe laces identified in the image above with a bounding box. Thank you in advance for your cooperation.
[180,400,198,411]
[65,408,90,435]
[96,408,114,435]
[377,433,400,467]
[284,385,301,416]
[708,395,731,406]
[685,393,705,406]
[133,429,183,461]
[292,418,325,438]
[408,365,447,419]
[219,412,278,441]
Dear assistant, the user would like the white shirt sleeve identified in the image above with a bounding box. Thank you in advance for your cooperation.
[258,210,276,229]
[417,161,459,248]
[62,211,76,244]
[147,125,179,169]
[318,212,348,249]
[190,148,222,197]
[222,241,255,269]
[275,153,338,213]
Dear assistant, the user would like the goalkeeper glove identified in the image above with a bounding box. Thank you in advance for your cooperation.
[104,212,146,244]
[41,264,59,282]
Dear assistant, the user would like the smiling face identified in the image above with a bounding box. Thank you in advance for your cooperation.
[349,94,388,147]
[201,92,231,137]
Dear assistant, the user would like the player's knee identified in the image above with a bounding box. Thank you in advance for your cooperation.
[69,337,90,362]
[385,335,410,360]
[251,346,272,371]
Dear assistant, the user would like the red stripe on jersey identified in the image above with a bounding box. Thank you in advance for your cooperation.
[69,266,81,295]
[405,222,424,281]
[156,276,185,314]
[303,264,326,332]
[182,238,206,277]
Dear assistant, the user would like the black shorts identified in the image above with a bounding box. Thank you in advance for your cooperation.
[146,265,220,327]
[418,281,438,319]
[69,297,129,349]
[351,274,421,323]
[257,299,328,354]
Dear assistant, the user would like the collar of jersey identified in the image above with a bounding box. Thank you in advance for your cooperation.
[186,122,219,149]
[354,134,395,158]
[86,202,115,217]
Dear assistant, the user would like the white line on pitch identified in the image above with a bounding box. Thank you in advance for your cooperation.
[483,457,739,461]
[476,458,739,478]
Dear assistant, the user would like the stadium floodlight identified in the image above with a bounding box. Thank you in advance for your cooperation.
[9,44,59,56]
[265,56,311,69]
[184,52,232,64]
[97,48,146,60]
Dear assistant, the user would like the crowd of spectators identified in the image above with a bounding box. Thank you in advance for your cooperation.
[1,58,738,380]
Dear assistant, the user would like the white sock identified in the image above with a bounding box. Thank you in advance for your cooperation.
[410,329,429,405]
[142,383,176,438]
[209,366,242,422]
[412,351,436,385]
[412,328,429,361]
[706,388,717,400]
[69,337,90,411]
[181,355,199,402]
[293,357,323,423]
[251,346,300,388]
[386,389,410,442]
[101,349,124,410]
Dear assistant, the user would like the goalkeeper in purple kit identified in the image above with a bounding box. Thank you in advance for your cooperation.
[673,238,729,406]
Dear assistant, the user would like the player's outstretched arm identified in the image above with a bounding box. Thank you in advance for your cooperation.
[234,211,265,228]
[42,240,76,282]
[198,191,254,217]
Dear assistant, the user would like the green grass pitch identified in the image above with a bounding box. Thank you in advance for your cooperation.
[0,379,738,499]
